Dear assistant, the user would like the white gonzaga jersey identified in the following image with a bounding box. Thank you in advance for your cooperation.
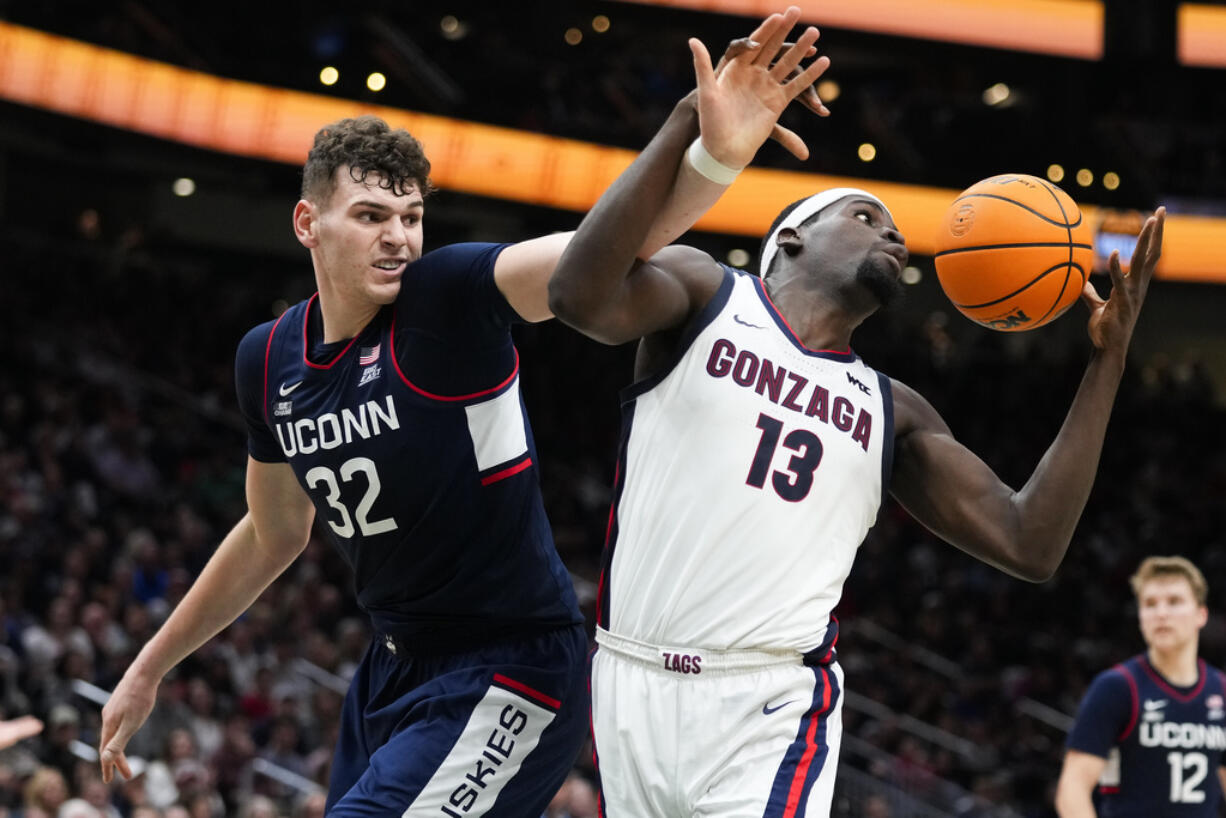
[598,266,893,654]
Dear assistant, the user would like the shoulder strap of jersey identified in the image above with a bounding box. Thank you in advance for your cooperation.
[1111,660,1141,742]
[260,309,292,425]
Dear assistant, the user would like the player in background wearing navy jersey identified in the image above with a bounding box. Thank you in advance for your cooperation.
[548,7,1165,816]
[1056,557,1226,816]
[94,13,829,817]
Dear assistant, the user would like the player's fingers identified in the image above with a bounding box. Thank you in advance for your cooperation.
[1124,221,1153,291]
[771,27,820,81]
[100,749,114,784]
[100,739,133,782]
[1079,278,1105,310]
[99,707,137,781]
[1144,207,1165,270]
[744,11,786,50]
[759,40,817,69]
[794,84,830,116]
[786,54,832,101]
[110,748,132,781]
[770,124,810,160]
[716,36,759,74]
[1137,208,1164,297]
[689,38,716,90]
[741,13,786,67]
[1105,249,1127,295]
[753,7,799,67]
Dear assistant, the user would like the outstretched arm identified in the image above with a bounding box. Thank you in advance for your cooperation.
[544,7,830,338]
[891,210,1164,581]
[99,458,314,781]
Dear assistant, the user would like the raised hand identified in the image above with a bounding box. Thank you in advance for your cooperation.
[716,37,828,117]
[689,6,831,165]
[1080,207,1164,354]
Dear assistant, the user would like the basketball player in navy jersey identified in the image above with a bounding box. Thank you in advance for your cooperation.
[1056,557,1226,816]
[547,9,1166,816]
[94,13,829,816]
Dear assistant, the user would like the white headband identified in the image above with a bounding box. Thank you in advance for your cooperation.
[758,187,893,276]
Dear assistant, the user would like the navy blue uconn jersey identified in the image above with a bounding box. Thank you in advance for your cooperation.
[1067,654,1226,815]
[235,243,581,652]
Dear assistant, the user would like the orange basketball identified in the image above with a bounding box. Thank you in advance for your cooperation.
[933,174,1094,331]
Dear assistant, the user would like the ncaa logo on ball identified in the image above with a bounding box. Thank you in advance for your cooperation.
[949,202,975,237]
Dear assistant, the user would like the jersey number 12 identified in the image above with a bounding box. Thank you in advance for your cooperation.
[1167,751,1208,803]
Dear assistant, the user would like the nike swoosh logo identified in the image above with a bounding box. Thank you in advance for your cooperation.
[1144,699,1167,711]
[733,314,766,329]
[279,381,303,397]
[762,699,796,716]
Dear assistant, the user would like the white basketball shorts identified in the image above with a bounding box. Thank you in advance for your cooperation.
[591,627,844,817]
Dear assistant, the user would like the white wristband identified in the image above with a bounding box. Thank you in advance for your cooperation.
[686,138,743,185]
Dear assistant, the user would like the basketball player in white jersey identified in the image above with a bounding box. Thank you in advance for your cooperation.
[549,8,1166,817]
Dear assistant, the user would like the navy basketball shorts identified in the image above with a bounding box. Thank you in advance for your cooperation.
[326,623,588,817]
[591,627,844,818]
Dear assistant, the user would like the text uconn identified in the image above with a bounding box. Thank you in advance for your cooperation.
[275,396,400,458]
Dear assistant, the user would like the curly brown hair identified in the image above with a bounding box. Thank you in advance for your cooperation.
[301,115,433,205]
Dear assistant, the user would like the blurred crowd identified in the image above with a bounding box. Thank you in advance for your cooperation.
[5,1,1226,210]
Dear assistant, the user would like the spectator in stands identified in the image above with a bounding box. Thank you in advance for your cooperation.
[22,766,68,818]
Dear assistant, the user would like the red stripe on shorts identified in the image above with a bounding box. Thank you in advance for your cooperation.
[784,666,832,817]
[493,673,561,710]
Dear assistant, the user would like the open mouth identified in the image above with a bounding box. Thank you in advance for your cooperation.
[372,260,407,276]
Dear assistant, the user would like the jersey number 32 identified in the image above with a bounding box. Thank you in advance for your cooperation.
[305,457,398,538]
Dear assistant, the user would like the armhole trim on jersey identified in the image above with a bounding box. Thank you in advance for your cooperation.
[388,310,521,402]
[301,293,363,370]
[877,371,895,508]
[1140,655,1207,702]
[752,276,857,362]
[597,403,635,631]
[619,265,736,403]
[262,310,289,425]
[1114,664,1140,742]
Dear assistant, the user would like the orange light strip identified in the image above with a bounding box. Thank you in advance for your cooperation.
[1178,3,1226,67]
[613,0,1104,58]
[0,22,1222,282]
